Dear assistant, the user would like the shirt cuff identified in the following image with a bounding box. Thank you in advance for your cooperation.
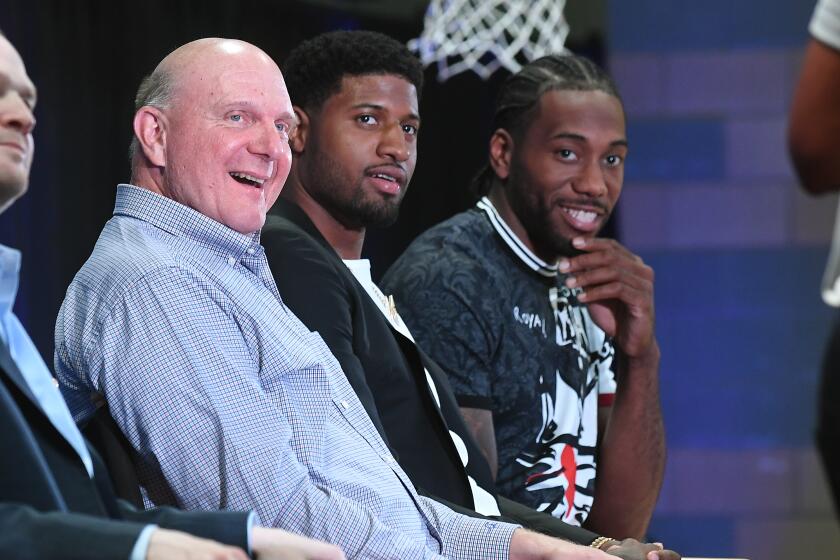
[246,511,257,556]
[129,524,158,560]
[811,0,840,51]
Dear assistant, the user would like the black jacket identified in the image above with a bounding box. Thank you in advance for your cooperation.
[0,339,249,559]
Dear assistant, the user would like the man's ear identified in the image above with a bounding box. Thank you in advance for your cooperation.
[133,107,168,167]
[489,128,514,180]
[290,106,309,155]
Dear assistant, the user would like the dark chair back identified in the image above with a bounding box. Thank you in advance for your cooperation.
[81,407,143,508]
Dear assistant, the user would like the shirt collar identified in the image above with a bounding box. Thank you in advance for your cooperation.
[113,184,261,262]
[476,196,558,278]
[0,244,21,319]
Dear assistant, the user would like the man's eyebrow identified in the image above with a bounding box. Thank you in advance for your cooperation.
[280,111,299,126]
[550,132,628,148]
[350,103,420,122]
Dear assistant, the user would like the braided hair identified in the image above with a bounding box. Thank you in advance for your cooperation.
[473,54,622,197]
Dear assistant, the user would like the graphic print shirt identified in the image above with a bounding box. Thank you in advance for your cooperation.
[382,197,617,525]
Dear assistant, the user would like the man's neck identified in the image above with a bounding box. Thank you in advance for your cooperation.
[487,185,558,265]
[281,181,366,260]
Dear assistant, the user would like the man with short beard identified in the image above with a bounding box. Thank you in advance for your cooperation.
[383,55,665,541]
[262,31,675,560]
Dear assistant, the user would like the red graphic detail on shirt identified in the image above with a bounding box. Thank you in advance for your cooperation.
[561,444,577,519]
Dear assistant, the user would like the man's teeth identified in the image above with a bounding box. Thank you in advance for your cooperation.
[372,173,396,182]
[563,207,597,223]
[230,172,265,185]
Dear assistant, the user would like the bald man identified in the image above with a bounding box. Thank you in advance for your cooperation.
[0,31,342,560]
[55,38,617,560]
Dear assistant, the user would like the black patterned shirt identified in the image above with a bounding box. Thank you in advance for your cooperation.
[382,197,617,525]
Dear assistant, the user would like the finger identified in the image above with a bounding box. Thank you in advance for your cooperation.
[572,236,640,260]
[577,281,652,311]
[561,248,652,280]
[566,266,652,294]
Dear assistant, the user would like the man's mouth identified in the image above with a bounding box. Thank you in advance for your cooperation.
[559,203,606,233]
[561,207,598,224]
[365,165,406,195]
[370,172,398,183]
[229,172,265,187]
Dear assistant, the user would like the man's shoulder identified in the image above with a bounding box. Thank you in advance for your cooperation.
[262,213,325,254]
[261,214,345,280]
[67,215,191,307]
[383,208,502,290]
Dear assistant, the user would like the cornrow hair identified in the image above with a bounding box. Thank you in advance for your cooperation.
[282,30,424,115]
[472,54,622,197]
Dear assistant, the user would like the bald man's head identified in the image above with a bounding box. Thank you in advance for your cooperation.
[0,33,36,214]
[130,38,296,234]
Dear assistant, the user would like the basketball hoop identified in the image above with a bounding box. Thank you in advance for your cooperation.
[409,0,570,82]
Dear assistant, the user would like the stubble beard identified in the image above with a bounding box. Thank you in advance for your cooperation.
[307,148,403,230]
[505,165,578,261]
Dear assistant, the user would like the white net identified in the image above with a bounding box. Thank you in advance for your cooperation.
[409,0,570,82]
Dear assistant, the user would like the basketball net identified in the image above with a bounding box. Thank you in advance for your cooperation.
[409,0,570,82]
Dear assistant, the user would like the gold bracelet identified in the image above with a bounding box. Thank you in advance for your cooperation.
[589,536,614,550]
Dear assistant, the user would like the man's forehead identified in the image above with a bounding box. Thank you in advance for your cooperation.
[530,89,625,138]
[335,74,418,108]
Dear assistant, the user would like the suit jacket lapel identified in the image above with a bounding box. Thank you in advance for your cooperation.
[0,337,42,410]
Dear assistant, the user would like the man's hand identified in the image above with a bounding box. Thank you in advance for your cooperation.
[560,237,656,360]
[509,528,611,559]
[147,528,249,560]
[604,538,680,560]
[252,527,345,560]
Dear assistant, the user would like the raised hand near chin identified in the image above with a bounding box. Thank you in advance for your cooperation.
[559,236,656,361]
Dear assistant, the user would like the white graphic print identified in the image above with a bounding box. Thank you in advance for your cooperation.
[514,286,611,524]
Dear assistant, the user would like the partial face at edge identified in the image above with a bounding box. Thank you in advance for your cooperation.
[161,43,295,234]
[0,35,36,212]
[505,89,627,258]
[297,74,419,229]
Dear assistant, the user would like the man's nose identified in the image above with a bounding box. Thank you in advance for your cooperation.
[572,161,607,197]
[251,120,288,161]
[376,123,410,163]
[0,94,36,135]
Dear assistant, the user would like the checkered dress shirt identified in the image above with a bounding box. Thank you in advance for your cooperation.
[55,184,517,559]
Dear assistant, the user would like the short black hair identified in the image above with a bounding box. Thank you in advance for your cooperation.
[283,30,424,114]
[473,54,623,196]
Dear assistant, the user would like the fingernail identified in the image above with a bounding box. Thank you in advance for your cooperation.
[558,259,570,271]
[565,277,576,288]
[572,237,585,248]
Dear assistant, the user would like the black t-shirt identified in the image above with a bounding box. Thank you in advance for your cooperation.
[382,198,616,526]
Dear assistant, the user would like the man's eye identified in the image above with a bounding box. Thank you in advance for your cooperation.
[357,115,377,125]
[275,122,289,134]
[605,154,623,167]
[402,124,418,136]
[229,114,243,122]
[557,149,577,161]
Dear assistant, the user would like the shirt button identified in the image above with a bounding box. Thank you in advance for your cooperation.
[227,256,236,266]
[246,247,256,255]
[340,400,349,409]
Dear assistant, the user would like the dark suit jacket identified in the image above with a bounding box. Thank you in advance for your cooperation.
[262,199,599,545]
[0,340,249,559]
